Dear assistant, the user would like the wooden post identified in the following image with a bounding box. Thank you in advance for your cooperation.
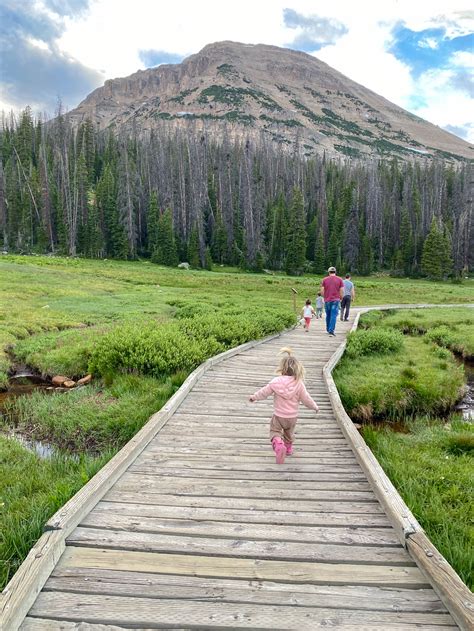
[291,287,298,314]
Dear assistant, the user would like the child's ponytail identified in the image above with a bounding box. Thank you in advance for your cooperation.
[277,347,305,381]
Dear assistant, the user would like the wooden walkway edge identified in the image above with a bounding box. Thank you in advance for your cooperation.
[1,304,473,630]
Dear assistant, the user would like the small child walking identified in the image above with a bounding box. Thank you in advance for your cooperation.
[301,299,316,332]
[249,347,319,464]
[316,292,324,318]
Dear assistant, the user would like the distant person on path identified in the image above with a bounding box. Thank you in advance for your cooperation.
[249,347,319,464]
[320,266,344,336]
[340,274,355,321]
[315,292,324,318]
[301,299,316,332]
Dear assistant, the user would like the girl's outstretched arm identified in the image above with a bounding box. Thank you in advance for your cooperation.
[299,383,320,412]
[249,382,273,402]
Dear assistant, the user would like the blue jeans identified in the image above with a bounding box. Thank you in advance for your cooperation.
[325,300,340,333]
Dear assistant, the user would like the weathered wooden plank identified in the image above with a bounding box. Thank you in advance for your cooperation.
[163,413,341,426]
[82,499,394,528]
[157,427,346,440]
[105,489,382,515]
[112,473,374,502]
[143,440,353,454]
[28,592,457,629]
[59,547,431,588]
[81,511,401,546]
[69,526,412,565]
[138,449,358,464]
[46,566,449,614]
[123,455,361,470]
[20,621,127,631]
[127,464,368,483]
[125,469,372,489]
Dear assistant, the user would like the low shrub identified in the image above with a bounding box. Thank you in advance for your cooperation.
[345,328,404,358]
[88,323,223,379]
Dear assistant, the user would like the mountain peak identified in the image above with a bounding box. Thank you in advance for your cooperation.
[69,41,473,162]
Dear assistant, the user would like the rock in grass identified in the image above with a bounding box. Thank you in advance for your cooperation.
[52,375,68,386]
[63,379,76,388]
[77,374,92,386]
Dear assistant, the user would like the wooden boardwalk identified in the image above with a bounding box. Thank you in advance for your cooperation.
[3,311,473,629]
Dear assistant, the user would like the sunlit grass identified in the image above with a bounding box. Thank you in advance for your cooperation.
[363,417,474,589]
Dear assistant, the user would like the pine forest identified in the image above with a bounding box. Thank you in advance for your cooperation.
[1,107,472,278]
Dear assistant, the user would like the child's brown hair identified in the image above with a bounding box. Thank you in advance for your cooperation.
[277,347,305,381]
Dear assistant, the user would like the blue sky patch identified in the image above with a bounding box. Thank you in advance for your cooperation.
[389,24,474,77]
[139,50,184,68]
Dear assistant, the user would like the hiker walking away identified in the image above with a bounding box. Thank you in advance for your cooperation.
[301,299,316,332]
[340,274,355,321]
[249,347,319,464]
[320,266,344,336]
[315,292,324,318]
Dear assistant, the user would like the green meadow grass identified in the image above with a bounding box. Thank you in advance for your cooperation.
[363,418,473,589]
[0,436,111,589]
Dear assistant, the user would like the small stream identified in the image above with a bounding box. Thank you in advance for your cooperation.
[455,359,474,421]
[0,371,58,458]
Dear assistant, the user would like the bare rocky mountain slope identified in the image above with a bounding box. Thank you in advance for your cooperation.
[69,41,473,162]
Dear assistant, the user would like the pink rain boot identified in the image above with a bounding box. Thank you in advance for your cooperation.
[285,442,293,456]
[272,437,286,464]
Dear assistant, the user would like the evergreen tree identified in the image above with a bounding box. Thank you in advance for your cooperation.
[147,191,160,255]
[153,208,178,267]
[313,229,326,274]
[421,219,453,279]
[358,234,373,275]
[97,164,127,258]
[254,251,264,273]
[399,208,414,275]
[267,195,287,270]
[187,226,201,268]
[204,246,213,271]
[211,210,228,264]
[285,187,306,276]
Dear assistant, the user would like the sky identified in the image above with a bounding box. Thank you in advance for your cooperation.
[1,0,473,142]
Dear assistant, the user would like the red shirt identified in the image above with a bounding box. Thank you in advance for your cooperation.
[321,275,344,302]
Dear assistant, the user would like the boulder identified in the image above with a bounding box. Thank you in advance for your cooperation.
[63,379,76,388]
[178,262,190,270]
[77,374,92,386]
[52,375,68,386]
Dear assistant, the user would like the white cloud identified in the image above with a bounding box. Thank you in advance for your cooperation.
[413,68,474,142]
[450,50,474,67]
[26,37,51,52]
[418,37,439,49]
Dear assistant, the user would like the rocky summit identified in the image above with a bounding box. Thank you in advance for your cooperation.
[69,41,473,162]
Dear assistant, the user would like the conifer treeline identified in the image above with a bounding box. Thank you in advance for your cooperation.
[0,107,472,277]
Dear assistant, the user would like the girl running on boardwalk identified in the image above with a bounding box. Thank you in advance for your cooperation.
[249,347,319,464]
[301,299,316,332]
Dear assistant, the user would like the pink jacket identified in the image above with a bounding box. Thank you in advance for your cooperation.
[251,375,319,418]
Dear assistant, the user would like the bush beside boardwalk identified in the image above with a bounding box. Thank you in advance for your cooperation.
[334,307,474,588]
[1,255,473,590]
